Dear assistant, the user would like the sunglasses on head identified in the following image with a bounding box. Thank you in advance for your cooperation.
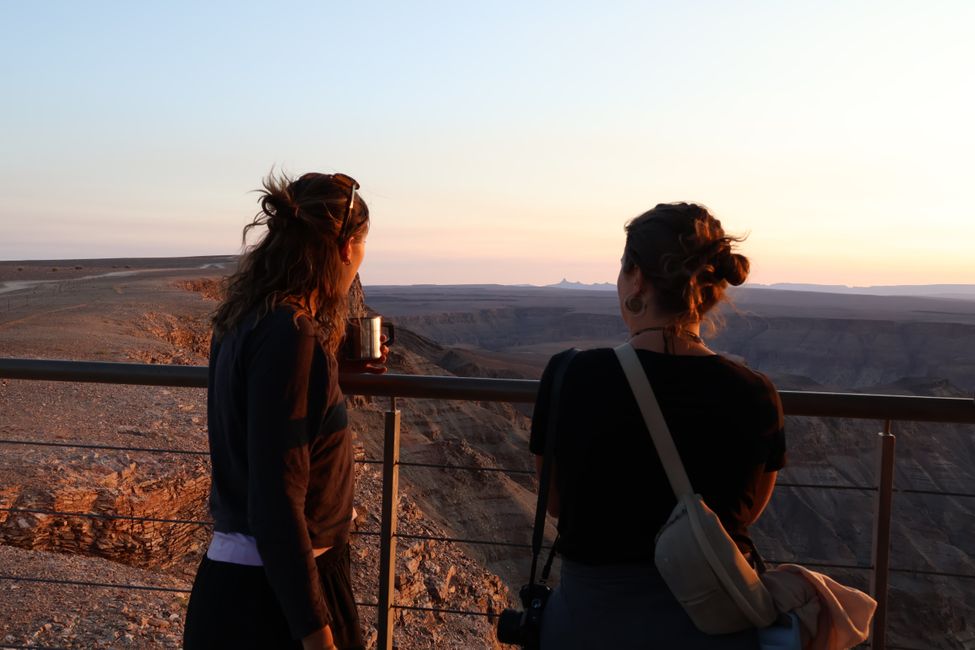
[331,173,361,243]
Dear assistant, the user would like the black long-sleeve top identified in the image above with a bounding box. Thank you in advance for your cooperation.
[207,306,354,639]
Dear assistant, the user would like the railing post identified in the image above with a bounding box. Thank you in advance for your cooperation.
[377,397,401,650]
[870,420,895,650]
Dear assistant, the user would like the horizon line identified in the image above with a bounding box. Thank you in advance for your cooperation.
[1,255,973,291]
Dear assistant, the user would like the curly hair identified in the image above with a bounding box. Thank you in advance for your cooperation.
[212,171,369,353]
[622,202,748,330]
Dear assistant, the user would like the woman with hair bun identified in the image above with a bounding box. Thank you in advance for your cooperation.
[530,203,785,649]
[184,172,383,650]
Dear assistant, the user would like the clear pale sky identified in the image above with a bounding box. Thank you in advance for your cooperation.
[1,1,972,286]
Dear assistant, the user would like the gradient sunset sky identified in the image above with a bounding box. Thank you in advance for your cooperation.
[1,2,972,286]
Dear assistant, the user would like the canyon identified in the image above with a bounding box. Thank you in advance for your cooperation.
[1,259,974,648]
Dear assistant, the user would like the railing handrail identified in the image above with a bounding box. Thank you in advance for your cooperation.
[1,357,973,423]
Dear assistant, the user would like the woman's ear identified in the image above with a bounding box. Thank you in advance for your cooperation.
[339,238,353,265]
[624,265,645,296]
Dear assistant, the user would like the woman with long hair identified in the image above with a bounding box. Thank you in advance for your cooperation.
[530,203,785,649]
[183,171,383,650]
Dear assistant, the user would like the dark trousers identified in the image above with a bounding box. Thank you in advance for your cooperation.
[540,561,759,650]
[183,542,364,650]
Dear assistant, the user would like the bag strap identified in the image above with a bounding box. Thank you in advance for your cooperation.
[613,343,693,498]
[615,344,776,628]
[529,348,578,587]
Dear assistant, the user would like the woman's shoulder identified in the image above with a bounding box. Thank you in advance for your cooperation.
[252,304,316,334]
[544,347,618,373]
[543,347,647,397]
[703,355,784,431]
[239,305,322,356]
[704,353,778,396]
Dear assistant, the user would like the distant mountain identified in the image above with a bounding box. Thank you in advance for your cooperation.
[546,278,615,291]
[542,280,975,299]
[752,283,975,300]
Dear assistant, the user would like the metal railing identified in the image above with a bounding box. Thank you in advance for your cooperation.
[1,357,974,650]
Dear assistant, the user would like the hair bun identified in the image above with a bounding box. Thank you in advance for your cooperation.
[263,194,305,233]
[717,251,749,286]
[265,197,287,231]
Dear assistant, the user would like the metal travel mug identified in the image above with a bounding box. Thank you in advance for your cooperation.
[343,315,394,361]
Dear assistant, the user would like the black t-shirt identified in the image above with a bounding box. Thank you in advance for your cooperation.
[529,347,785,566]
[207,306,354,638]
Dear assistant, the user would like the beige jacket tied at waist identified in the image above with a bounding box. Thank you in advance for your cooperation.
[761,563,878,650]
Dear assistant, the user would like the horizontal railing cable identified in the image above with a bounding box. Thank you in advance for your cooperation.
[895,487,975,499]
[0,573,191,594]
[0,507,385,540]
[0,437,208,456]
[0,574,386,608]
[0,436,532,476]
[392,603,499,619]
[0,506,211,526]
[764,559,870,571]
[777,481,874,492]
[0,439,391,473]
[778,480,975,500]
[0,636,926,650]
[0,506,536,550]
[781,482,975,500]
[763,560,975,581]
[889,567,975,580]
[398,460,534,475]
[0,506,514,547]
[397,532,536,550]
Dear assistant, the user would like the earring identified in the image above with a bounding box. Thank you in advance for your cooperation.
[624,295,645,314]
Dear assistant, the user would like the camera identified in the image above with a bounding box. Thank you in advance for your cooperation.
[496,583,552,648]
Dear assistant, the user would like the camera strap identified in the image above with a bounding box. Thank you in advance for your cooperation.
[529,348,578,588]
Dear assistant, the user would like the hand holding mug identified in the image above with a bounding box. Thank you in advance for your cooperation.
[340,315,393,374]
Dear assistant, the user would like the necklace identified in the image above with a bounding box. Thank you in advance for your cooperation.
[629,326,703,344]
